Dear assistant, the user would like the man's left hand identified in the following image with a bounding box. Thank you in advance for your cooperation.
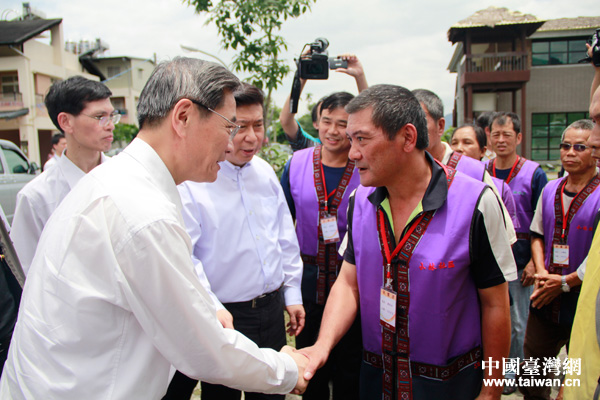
[521,260,536,287]
[530,274,562,308]
[286,304,306,336]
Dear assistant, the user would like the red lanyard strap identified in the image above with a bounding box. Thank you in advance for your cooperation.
[312,145,355,214]
[553,174,600,245]
[447,151,462,169]
[491,156,525,184]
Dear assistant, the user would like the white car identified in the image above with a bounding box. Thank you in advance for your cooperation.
[0,140,39,224]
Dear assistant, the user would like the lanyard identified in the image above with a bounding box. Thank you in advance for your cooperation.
[558,174,600,241]
[377,209,426,283]
[492,156,520,184]
[319,162,337,213]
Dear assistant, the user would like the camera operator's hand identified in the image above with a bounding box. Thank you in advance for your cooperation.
[334,54,368,92]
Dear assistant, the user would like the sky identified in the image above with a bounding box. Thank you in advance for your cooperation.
[1,0,596,118]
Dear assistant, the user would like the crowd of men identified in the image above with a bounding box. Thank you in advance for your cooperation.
[0,44,598,400]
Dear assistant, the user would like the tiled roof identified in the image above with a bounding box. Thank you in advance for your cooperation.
[538,16,600,32]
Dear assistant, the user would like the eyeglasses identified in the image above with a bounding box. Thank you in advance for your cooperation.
[559,143,589,152]
[82,112,121,127]
[189,99,241,140]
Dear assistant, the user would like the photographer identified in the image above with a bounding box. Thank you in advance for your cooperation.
[280,53,368,151]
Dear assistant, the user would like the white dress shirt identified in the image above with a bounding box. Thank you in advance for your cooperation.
[0,139,297,399]
[178,157,303,308]
[11,151,109,274]
[43,153,59,171]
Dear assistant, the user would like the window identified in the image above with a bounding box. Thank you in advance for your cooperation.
[531,112,589,161]
[2,147,29,174]
[532,37,588,66]
[1,73,19,100]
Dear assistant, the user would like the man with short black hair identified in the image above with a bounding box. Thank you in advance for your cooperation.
[43,133,67,171]
[280,90,362,400]
[0,58,308,399]
[486,111,548,393]
[11,76,116,274]
[280,54,367,152]
[299,84,515,399]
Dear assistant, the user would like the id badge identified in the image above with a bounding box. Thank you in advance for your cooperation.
[380,287,397,331]
[320,215,340,244]
[553,244,569,267]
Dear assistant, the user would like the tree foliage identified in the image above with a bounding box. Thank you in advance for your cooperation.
[186,0,316,137]
[112,123,139,145]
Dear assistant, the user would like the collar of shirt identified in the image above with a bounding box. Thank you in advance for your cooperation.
[57,151,110,190]
[218,158,254,181]
[366,151,448,213]
[122,138,184,221]
[441,141,453,165]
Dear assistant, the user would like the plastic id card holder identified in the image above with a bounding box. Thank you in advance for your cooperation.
[553,244,569,267]
[320,215,340,244]
[380,287,396,331]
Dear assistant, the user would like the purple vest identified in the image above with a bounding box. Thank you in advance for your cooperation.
[450,152,486,181]
[289,147,360,257]
[538,176,600,324]
[541,177,600,275]
[485,158,539,235]
[352,173,486,366]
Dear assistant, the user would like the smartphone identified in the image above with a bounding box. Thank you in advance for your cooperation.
[329,57,348,70]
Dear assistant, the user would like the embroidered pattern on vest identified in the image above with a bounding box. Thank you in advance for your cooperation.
[447,151,462,169]
[548,175,600,323]
[376,165,456,400]
[312,145,356,305]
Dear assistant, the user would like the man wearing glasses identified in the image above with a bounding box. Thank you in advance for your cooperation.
[521,119,600,399]
[11,76,116,274]
[485,111,548,394]
[0,58,308,398]
[169,83,304,400]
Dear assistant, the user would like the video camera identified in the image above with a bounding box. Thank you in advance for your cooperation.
[579,28,600,67]
[289,38,349,113]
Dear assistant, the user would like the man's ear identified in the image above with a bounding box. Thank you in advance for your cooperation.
[402,124,418,152]
[516,132,522,146]
[57,112,72,134]
[437,117,446,138]
[170,99,195,138]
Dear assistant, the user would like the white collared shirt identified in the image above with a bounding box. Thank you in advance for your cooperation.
[0,139,297,399]
[178,157,303,308]
[10,151,109,274]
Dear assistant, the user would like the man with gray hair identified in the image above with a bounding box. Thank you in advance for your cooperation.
[298,84,516,399]
[0,57,307,399]
[521,119,600,399]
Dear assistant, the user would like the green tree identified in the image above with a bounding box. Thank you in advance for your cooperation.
[112,123,139,146]
[185,0,316,141]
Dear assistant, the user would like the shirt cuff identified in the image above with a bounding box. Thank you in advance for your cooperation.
[282,285,303,306]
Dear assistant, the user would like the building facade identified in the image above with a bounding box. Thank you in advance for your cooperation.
[448,7,598,162]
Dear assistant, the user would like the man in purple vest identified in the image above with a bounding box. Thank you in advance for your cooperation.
[521,119,600,399]
[450,123,519,231]
[485,112,548,393]
[297,84,516,399]
[412,89,517,245]
[280,92,362,400]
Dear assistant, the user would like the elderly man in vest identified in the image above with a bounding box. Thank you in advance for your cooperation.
[298,84,516,399]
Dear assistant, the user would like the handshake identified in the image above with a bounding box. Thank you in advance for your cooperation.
[280,344,330,395]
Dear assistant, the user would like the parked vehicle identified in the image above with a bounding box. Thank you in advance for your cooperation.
[0,140,39,225]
